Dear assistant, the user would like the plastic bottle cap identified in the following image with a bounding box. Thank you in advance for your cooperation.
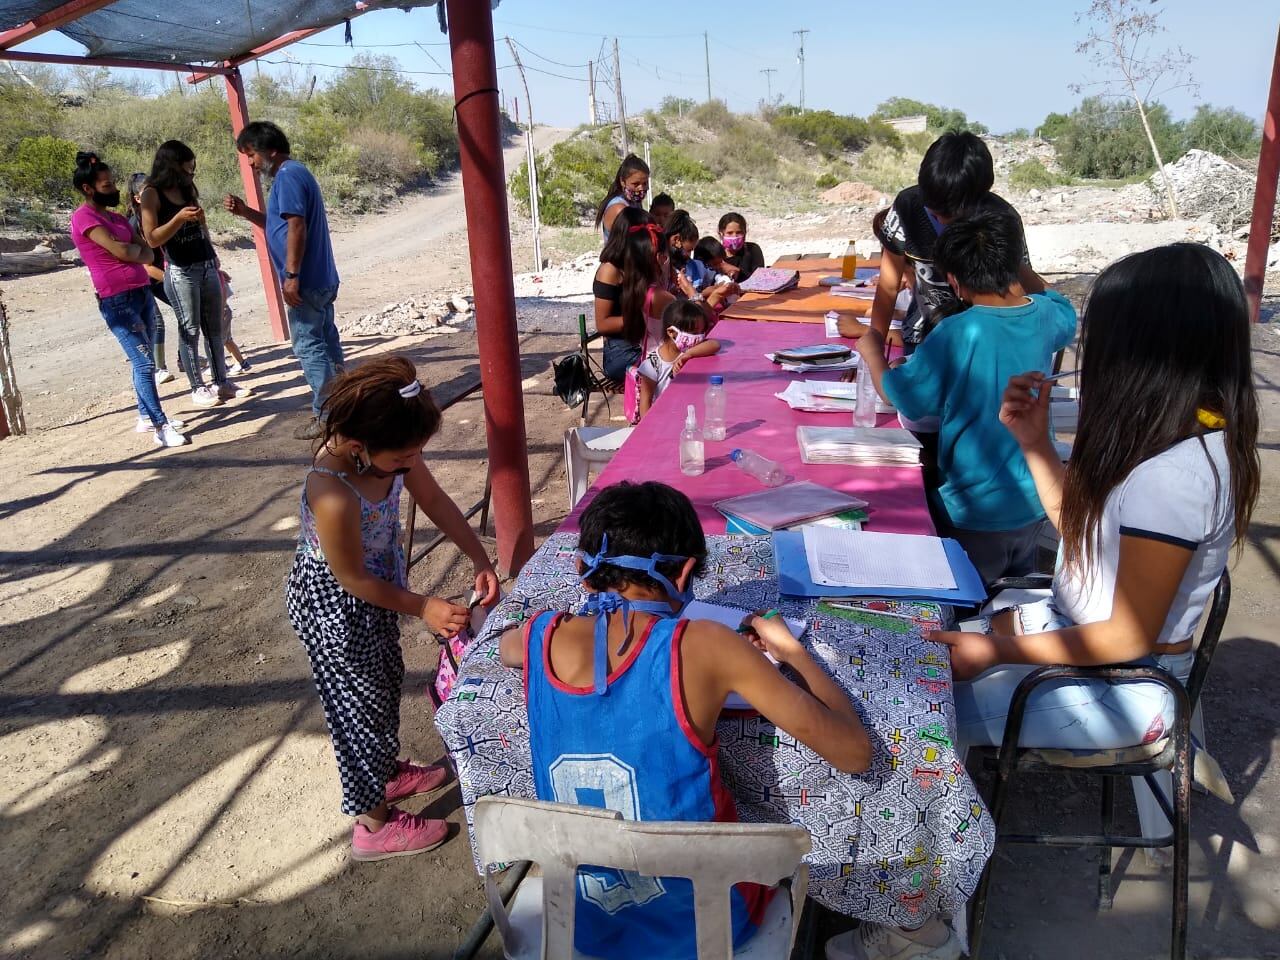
[730,449,743,461]
[709,375,724,385]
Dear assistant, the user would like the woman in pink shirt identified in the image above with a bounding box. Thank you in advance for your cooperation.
[69,152,186,447]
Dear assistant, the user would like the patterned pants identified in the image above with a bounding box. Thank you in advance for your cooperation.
[286,552,405,815]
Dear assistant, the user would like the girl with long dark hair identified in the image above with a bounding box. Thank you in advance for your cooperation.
[126,172,173,384]
[140,139,249,409]
[591,206,675,382]
[595,153,649,243]
[68,152,186,447]
[932,243,1260,752]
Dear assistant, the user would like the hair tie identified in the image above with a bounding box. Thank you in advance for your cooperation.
[1196,407,1225,429]
[399,380,422,399]
[628,223,663,250]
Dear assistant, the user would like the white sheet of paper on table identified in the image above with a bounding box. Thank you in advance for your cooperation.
[683,600,807,711]
[801,527,957,590]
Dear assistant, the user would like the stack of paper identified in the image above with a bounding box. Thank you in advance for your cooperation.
[716,481,868,531]
[766,353,859,373]
[776,380,894,414]
[829,283,877,301]
[796,426,922,466]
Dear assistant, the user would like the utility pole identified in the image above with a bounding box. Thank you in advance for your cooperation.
[794,29,809,113]
[587,60,597,125]
[613,38,629,156]
[505,38,542,272]
[704,31,712,103]
[760,67,776,104]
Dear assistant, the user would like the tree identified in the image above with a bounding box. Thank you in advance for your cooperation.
[1184,104,1260,159]
[1075,0,1197,217]
[1038,112,1072,141]
[1055,96,1183,179]
[872,97,987,135]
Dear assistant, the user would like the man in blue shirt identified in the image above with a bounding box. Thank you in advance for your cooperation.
[224,121,342,439]
[857,210,1077,587]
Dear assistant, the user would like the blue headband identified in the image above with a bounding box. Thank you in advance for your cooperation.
[575,534,694,695]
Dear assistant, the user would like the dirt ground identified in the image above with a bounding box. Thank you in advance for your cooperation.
[2,150,1279,958]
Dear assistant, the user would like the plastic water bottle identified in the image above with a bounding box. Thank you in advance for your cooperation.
[730,448,785,486]
[854,360,878,428]
[680,405,705,476]
[704,375,726,441]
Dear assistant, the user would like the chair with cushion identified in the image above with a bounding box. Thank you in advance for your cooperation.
[473,795,810,960]
[968,572,1231,960]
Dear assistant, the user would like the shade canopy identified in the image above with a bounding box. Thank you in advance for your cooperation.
[0,0,442,64]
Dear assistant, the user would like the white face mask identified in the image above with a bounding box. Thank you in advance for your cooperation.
[670,329,706,351]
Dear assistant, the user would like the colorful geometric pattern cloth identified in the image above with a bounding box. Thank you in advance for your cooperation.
[434,534,995,926]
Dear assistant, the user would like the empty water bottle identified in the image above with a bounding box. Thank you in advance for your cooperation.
[704,375,726,441]
[730,448,785,486]
[680,405,705,476]
[854,360,878,428]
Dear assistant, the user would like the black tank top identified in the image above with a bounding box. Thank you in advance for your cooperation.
[156,190,214,266]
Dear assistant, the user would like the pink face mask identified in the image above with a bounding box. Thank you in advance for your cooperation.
[671,329,706,351]
[722,234,745,253]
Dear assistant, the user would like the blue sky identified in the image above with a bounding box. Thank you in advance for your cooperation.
[16,0,1279,132]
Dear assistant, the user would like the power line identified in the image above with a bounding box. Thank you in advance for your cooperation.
[260,56,450,77]
[506,37,588,70]
[495,19,685,41]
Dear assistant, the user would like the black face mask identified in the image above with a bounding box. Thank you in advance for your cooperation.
[354,451,411,478]
[94,189,121,208]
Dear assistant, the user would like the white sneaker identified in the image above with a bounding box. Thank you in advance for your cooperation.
[826,921,961,960]
[137,416,185,432]
[217,381,253,400]
[191,386,222,408]
[228,360,252,374]
[154,423,189,447]
[154,368,175,384]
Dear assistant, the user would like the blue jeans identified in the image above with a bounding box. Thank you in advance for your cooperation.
[289,285,344,417]
[165,259,227,390]
[100,287,166,427]
[602,336,640,383]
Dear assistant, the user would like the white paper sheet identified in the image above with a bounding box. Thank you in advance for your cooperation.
[800,528,957,590]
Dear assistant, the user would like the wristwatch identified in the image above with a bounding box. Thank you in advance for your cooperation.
[283,270,300,280]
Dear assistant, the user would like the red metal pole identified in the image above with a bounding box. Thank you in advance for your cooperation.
[223,67,289,343]
[444,0,535,575]
[188,27,325,84]
[0,49,230,74]
[0,0,115,50]
[1245,23,1280,324]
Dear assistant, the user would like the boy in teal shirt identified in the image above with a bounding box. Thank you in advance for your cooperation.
[857,210,1076,585]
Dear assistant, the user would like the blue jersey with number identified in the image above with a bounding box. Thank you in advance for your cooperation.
[523,610,768,959]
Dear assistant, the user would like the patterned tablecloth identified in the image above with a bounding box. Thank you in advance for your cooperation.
[434,534,995,926]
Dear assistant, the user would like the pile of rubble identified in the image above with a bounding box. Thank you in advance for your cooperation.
[1122,149,1259,233]
[339,293,472,337]
[988,136,1062,177]
[818,181,889,207]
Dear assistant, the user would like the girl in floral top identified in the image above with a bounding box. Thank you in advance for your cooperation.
[286,356,499,862]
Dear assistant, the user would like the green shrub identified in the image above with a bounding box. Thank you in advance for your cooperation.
[1055,96,1183,179]
[658,96,697,117]
[1184,104,1260,158]
[690,99,734,133]
[1038,112,1071,141]
[851,141,927,194]
[1009,158,1070,193]
[509,136,617,227]
[650,143,713,184]
[4,135,79,201]
[872,97,987,135]
[815,172,840,189]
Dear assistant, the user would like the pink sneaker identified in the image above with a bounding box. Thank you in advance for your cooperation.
[351,808,448,861]
[385,759,450,803]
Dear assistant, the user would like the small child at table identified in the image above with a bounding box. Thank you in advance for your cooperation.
[636,300,722,417]
[856,210,1075,587]
[499,480,869,960]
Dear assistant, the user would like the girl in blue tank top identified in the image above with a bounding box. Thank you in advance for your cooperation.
[500,481,872,959]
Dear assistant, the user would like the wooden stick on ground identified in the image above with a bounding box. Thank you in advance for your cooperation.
[0,291,27,438]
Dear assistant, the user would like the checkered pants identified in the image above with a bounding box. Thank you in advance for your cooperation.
[286,551,405,815]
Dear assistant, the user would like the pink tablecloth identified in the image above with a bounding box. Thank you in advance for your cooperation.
[564,320,934,535]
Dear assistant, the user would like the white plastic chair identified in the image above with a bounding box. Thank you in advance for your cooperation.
[474,796,810,960]
[563,426,633,509]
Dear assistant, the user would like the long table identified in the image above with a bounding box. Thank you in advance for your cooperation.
[565,320,932,536]
[722,257,883,328]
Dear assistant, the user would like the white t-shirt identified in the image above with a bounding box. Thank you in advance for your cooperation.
[635,346,677,402]
[1053,432,1234,645]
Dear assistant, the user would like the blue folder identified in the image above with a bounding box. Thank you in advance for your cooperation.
[772,529,987,605]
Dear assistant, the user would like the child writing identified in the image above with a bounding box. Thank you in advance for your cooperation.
[635,300,721,417]
[856,210,1074,586]
[665,210,736,308]
[499,480,869,960]
[286,356,500,861]
[930,243,1259,757]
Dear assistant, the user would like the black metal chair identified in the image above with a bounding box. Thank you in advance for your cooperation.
[968,572,1232,960]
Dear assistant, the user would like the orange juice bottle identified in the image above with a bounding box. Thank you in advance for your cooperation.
[841,241,857,280]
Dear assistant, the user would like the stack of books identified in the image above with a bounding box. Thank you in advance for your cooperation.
[716,481,869,535]
[796,426,922,466]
